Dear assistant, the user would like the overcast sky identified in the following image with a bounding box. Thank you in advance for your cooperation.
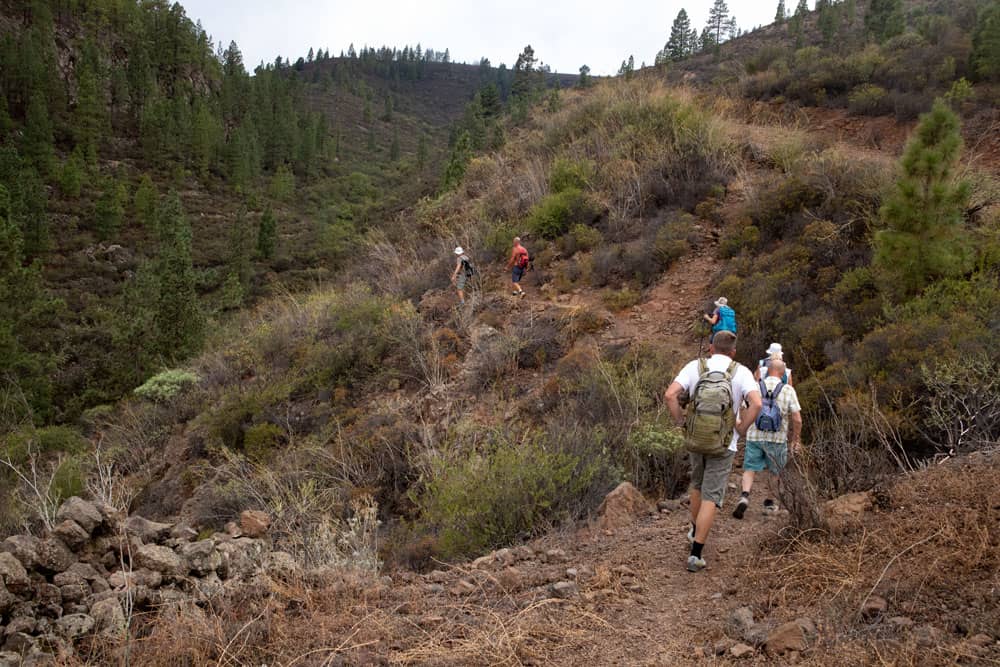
[181,0,783,76]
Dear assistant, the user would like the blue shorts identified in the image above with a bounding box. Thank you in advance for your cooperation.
[512,266,525,283]
[744,440,788,473]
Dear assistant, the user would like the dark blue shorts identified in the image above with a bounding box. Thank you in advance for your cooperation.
[512,266,525,283]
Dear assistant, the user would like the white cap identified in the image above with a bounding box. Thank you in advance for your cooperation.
[766,342,783,356]
[454,246,464,255]
[714,297,728,307]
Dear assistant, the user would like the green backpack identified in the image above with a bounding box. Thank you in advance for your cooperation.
[684,359,738,457]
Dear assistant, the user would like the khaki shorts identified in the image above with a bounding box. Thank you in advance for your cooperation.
[689,450,736,508]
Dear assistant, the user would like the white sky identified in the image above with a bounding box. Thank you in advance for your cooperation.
[181,0,783,76]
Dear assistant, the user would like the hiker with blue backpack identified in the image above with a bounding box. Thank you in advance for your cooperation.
[664,331,761,572]
[704,297,737,342]
[733,358,803,519]
[754,342,793,385]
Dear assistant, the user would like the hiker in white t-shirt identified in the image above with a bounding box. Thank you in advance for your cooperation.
[664,331,761,573]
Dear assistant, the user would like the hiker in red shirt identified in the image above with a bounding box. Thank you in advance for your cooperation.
[506,236,529,298]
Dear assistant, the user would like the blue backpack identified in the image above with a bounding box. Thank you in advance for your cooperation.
[754,379,785,432]
[714,305,737,334]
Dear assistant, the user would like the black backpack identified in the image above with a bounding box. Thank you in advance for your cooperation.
[461,257,476,278]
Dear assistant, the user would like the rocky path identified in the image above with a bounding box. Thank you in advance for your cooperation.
[394,483,796,666]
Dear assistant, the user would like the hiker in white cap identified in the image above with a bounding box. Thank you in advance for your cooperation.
[754,342,792,385]
[703,297,737,342]
[450,246,474,305]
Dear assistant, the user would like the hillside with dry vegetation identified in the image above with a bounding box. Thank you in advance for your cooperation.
[1,0,999,664]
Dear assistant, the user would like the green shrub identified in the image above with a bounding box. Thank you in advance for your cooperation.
[2,426,88,464]
[625,420,688,494]
[527,188,598,239]
[135,369,200,402]
[565,223,603,254]
[549,157,594,193]
[415,433,600,559]
[243,423,286,461]
[653,222,691,269]
[602,286,642,311]
[848,84,890,115]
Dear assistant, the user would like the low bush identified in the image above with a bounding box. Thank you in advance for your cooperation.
[602,286,642,311]
[134,369,200,403]
[414,432,605,559]
[848,84,891,115]
[561,223,603,255]
[549,157,595,193]
[527,187,599,239]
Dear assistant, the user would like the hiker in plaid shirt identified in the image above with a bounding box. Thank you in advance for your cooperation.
[733,359,802,519]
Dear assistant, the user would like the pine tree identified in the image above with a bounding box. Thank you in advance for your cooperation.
[94,177,127,241]
[727,16,739,40]
[865,0,904,42]
[578,64,591,87]
[257,206,277,259]
[700,27,716,52]
[971,1,1000,82]
[511,45,539,101]
[60,147,85,199]
[74,64,105,164]
[269,163,295,201]
[16,168,48,258]
[417,134,428,169]
[442,130,472,189]
[22,93,53,174]
[775,0,786,24]
[666,10,692,61]
[818,1,838,44]
[390,129,401,161]
[0,184,58,420]
[154,193,203,360]
[707,0,730,45]
[874,100,973,299]
[795,0,809,17]
[688,28,700,54]
[134,174,157,228]
[227,206,252,291]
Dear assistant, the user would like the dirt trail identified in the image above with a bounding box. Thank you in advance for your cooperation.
[392,474,786,666]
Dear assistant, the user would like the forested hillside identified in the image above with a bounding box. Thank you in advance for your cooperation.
[653,0,999,154]
[0,0,568,425]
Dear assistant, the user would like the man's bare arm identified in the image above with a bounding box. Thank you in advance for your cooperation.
[736,391,762,438]
[664,381,685,427]
[789,411,803,451]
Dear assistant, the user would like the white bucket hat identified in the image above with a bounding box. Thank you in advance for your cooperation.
[454,246,464,255]
[765,342,783,356]
[714,297,728,307]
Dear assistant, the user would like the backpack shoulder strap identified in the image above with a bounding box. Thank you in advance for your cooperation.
[725,359,738,379]
[771,381,785,400]
[759,378,770,399]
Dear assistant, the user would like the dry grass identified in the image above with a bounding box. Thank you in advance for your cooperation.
[746,453,1000,664]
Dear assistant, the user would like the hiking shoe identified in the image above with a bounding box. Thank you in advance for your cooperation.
[732,496,749,520]
[763,500,778,514]
[686,555,707,572]
[517,291,525,298]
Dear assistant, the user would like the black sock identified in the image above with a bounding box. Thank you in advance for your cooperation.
[740,491,750,498]
[764,498,775,507]
[691,541,705,558]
